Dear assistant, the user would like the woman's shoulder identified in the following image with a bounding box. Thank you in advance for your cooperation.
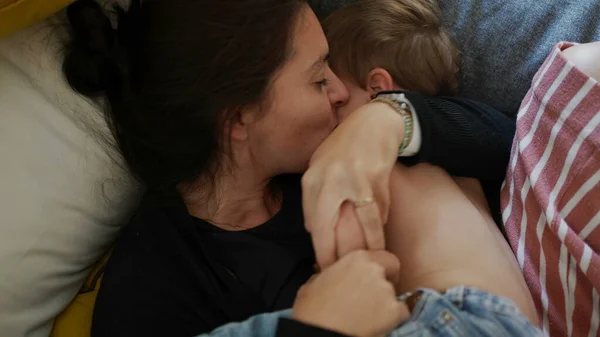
[98,194,195,291]
[103,195,191,264]
[92,195,221,336]
[104,191,204,271]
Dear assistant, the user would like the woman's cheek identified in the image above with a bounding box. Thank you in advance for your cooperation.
[312,94,338,129]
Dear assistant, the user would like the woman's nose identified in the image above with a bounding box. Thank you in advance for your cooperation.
[328,72,350,108]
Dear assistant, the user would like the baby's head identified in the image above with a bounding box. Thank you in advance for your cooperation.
[323,0,459,116]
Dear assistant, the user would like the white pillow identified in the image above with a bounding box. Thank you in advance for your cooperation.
[0,12,142,337]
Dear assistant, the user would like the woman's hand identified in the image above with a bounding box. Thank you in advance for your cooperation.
[292,250,408,337]
[302,102,404,268]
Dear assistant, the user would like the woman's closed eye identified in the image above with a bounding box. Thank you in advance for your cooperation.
[315,78,329,90]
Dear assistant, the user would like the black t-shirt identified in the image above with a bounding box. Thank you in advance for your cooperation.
[92,175,315,337]
[92,93,516,337]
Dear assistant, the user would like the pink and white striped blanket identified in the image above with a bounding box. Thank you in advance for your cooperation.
[502,42,600,337]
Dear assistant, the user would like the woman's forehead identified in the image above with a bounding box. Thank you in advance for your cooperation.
[290,6,329,72]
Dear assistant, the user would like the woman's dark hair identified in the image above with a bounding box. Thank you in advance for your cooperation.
[63,0,306,194]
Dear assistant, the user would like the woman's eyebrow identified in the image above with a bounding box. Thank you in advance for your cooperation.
[308,52,330,73]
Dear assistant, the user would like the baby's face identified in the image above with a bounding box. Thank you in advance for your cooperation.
[337,78,372,122]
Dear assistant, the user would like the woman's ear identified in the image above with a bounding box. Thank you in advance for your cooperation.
[366,68,396,98]
[229,108,255,142]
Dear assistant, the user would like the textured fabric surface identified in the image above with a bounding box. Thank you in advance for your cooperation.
[0,0,75,38]
[313,0,600,115]
[0,12,141,337]
[502,42,600,337]
[2,1,599,336]
[440,0,600,115]
[193,287,542,337]
[389,287,541,337]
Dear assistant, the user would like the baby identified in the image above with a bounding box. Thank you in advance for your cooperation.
[324,0,509,227]
[310,0,540,334]
[323,0,460,116]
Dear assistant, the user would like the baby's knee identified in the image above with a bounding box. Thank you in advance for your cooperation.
[562,42,600,82]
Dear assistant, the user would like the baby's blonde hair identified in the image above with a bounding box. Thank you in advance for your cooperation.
[323,0,459,96]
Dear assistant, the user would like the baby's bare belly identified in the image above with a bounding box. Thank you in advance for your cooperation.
[384,164,538,325]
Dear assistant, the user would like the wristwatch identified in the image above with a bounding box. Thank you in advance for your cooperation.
[371,93,415,156]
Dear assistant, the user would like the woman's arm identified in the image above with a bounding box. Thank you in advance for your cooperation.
[193,310,348,337]
[196,251,405,337]
[380,91,516,181]
[276,319,349,337]
[303,93,515,268]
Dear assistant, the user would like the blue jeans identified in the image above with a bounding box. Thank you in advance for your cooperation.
[388,287,542,336]
[198,287,542,337]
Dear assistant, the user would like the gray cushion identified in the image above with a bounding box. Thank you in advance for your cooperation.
[313,0,600,115]
[440,0,600,114]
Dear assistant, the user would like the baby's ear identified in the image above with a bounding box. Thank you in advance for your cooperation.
[366,68,396,97]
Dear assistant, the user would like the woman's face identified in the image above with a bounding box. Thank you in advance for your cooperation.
[244,5,349,175]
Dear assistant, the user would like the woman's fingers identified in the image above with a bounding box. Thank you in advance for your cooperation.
[354,202,385,251]
[292,250,406,337]
[307,188,346,268]
[350,175,386,252]
[302,174,336,268]
[375,175,391,224]
[310,220,337,269]
[390,301,411,326]
[335,201,367,258]
[301,172,320,226]
[364,250,401,284]
[305,170,391,267]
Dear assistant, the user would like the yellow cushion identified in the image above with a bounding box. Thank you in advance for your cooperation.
[50,253,109,337]
[0,0,75,39]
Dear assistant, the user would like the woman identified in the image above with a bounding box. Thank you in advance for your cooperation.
[201,40,600,337]
[197,164,541,337]
[62,0,515,336]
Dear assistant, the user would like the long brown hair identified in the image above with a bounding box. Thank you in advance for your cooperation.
[63,0,306,194]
